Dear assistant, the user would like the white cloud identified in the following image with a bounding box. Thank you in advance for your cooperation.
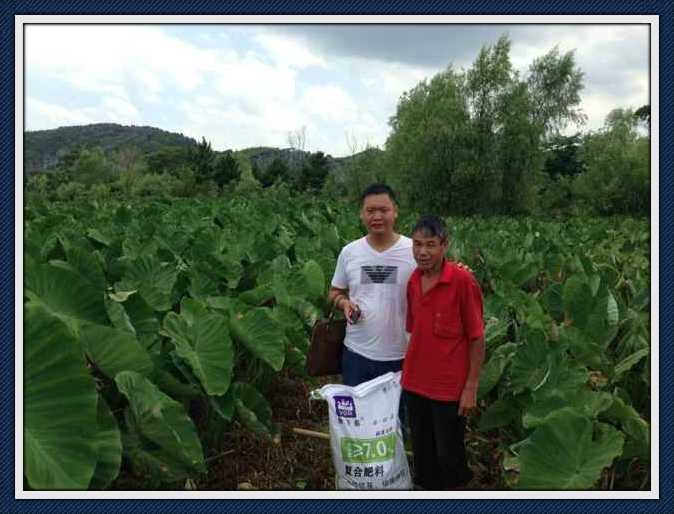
[301,85,359,123]
[23,24,650,158]
[25,25,221,98]
[25,96,144,131]
[254,33,328,69]
[213,55,297,105]
[25,97,91,129]
[101,96,139,119]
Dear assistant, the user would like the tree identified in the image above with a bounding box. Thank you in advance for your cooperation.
[70,149,117,186]
[25,173,50,200]
[634,104,651,129]
[573,108,649,216]
[346,146,384,202]
[542,133,585,179]
[57,149,81,170]
[190,137,216,184]
[385,35,585,215]
[259,158,290,188]
[527,45,586,135]
[298,151,330,193]
[212,151,241,187]
[287,126,307,152]
[146,146,192,175]
[539,133,585,214]
[233,163,263,198]
[115,147,141,172]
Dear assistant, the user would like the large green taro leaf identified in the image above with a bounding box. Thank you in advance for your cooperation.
[24,306,99,490]
[602,391,650,443]
[63,244,108,290]
[562,275,594,329]
[239,284,275,306]
[614,347,649,381]
[117,255,179,312]
[509,331,551,394]
[89,397,122,489]
[478,342,517,399]
[517,412,624,490]
[121,408,198,483]
[24,263,108,332]
[163,310,234,396]
[302,260,325,301]
[115,371,205,474]
[231,382,280,442]
[80,324,153,378]
[106,291,160,352]
[560,326,606,370]
[477,396,521,431]
[522,390,613,429]
[588,288,620,344]
[188,268,220,299]
[105,295,136,335]
[229,307,285,372]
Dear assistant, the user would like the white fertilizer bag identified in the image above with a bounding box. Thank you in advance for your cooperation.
[311,371,411,490]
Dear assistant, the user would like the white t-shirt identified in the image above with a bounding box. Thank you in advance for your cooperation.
[331,235,417,361]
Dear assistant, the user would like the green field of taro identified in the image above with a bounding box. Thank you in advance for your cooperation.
[23,197,651,490]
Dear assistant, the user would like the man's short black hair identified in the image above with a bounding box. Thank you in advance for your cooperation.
[359,183,398,207]
[411,215,449,243]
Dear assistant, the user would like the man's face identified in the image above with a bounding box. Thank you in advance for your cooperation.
[360,194,398,236]
[412,231,448,272]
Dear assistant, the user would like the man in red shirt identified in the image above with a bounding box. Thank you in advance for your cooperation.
[401,215,485,490]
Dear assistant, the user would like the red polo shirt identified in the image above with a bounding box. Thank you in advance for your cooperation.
[401,260,484,401]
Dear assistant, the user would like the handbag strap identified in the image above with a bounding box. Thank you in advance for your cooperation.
[325,295,343,323]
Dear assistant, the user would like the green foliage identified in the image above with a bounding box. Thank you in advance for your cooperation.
[145,146,193,175]
[213,151,241,187]
[70,149,118,185]
[25,173,50,200]
[55,181,87,201]
[386,35,585,216]
[574,109,650,216]
[634,104,650,129]
[24,306,99,490]
[345,146,385,202]
[259,157,290,188]
[130,172,182,197]
[527,45,587,134]
[298,151,330,192]
[233,162,264,198]
[192,137,216,184]
[25,123,197,175]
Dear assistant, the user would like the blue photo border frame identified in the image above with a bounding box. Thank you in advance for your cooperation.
[2,1,671,512]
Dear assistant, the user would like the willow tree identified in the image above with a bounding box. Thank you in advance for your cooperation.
[386,36,585,215]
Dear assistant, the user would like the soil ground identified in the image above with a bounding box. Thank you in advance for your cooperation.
[111,372,649,491]
[198,372,506,491]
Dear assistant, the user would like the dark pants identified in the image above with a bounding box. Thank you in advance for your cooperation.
[403,389,473,490]
[342,346,407,440]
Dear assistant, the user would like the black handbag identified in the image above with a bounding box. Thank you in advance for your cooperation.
[306,304,346,377]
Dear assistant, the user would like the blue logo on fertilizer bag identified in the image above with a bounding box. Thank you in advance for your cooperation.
[334,396,356,418]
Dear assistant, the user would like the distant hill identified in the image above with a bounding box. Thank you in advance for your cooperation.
[23,123,384,175]
[244,146,384,175]
[24,123,198,174]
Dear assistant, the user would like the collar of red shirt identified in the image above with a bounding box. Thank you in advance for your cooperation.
[412,258,455,285]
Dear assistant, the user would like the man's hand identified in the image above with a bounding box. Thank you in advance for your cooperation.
[341,299,363,325]
[455,262,473,273]
[458,384,478,417]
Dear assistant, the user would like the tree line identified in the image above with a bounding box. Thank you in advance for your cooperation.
[25,36,650,217]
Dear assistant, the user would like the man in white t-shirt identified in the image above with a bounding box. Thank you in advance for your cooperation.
[329,184,417,387]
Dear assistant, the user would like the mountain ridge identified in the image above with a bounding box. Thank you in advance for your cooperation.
[24,123,383,175]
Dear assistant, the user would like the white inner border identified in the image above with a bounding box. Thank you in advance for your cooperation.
[14,14,660,501]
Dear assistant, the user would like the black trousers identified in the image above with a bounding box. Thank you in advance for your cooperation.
[404,389,473,490]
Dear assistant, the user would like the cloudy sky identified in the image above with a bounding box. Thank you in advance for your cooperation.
[24,22,650,157]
